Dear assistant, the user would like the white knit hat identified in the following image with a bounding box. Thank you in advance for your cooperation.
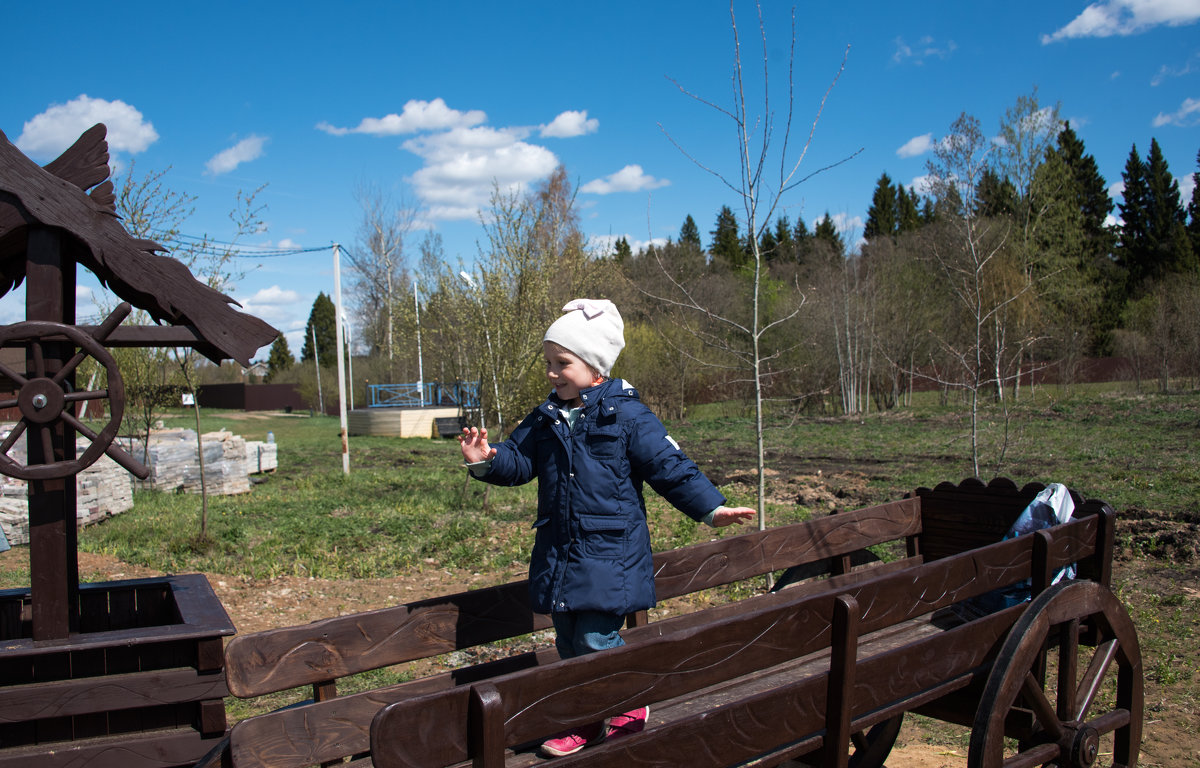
[543,299,625,377]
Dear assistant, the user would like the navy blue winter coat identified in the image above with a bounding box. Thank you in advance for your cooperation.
[476,378,726,616]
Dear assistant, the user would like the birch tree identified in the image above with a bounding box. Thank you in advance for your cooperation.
[649,1,854,531]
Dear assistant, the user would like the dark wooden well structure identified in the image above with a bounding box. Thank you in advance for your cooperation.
[0,124,277,767]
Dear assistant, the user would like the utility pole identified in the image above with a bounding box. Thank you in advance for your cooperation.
[333,243,350,475]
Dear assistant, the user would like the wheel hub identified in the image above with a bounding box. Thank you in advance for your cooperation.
[1069,723,1100,767]
[18,378,65,424]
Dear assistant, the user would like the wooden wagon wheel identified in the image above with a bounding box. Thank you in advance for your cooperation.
[968,580,1142,768]
[0,303,149,481]
[848,714,904,768]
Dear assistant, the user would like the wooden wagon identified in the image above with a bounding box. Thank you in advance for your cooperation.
[203,477,1140,768]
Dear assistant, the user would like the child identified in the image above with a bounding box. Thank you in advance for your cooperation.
[459,298,755,757]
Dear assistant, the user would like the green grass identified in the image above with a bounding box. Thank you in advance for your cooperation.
[2,386,1195,586]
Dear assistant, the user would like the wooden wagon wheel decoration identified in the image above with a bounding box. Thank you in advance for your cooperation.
[0,302,149,481]
[968,580,1142,768]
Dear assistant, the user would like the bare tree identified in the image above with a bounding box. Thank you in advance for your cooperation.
[349,183,417,372]
[921,113,1038,476]
[648,1,855,531]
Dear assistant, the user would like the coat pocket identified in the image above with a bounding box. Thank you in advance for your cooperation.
[577,514,626,559]
[585,424,623,458]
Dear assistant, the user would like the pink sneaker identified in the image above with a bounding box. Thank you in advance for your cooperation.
[540,720,608,757]
[606,706,649,740]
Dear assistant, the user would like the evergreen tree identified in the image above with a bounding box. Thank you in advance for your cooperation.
[772,214,794,261]
[864,172,897,241]
[1056,123,1115,256]
[300,292,337,365]
[679,214,702,248]
[265,334,294,383]
[812,213,844,258]
[709,205,744,270]
[613,236,633,262]
[758,226,778,261]
[1121,140,1195,292]
[975,168,1017,218]
[792,215,812,265]
[896,184,922,233]
[1188,148,1200,256]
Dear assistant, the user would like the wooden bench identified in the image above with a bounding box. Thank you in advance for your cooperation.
[199,492,932,768]
[368,483,1114,767]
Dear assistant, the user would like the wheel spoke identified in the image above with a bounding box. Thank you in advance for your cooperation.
[0,361,29,388]
[1020,671,1063,741]
[1084,707,1131,736]
[0,397,19,410]
[39,425,55,465]
[30,340,46,377]
[63,388,109,403]
[0,420,27,455]
[1057,618,1079,721]
[51,349,90,385]
[1002,741,1060,768]
[61,410,100,443]
[1075,639,1119,721]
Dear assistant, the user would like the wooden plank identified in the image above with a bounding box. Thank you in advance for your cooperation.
[651,498,921,600]
[370,520,1096,768]
[0,666,228,723]
[225,578,547,698]
[0,725,225,768]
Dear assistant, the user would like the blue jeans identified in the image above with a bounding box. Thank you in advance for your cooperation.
[552,610,625,659]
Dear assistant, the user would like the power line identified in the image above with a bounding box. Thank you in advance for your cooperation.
[154,232,334,258]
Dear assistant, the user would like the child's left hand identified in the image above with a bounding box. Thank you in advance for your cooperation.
[711,506,756,527]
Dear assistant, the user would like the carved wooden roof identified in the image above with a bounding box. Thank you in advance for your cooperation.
[0,124,278,365]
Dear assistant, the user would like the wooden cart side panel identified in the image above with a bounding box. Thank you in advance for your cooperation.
[533,606,1024,768]
[224,500,921,699]
[370,520,1094,768]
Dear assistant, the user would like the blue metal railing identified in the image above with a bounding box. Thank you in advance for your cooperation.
[368,381,481,409]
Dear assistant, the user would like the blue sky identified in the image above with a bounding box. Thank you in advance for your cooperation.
[4,1,1199,359]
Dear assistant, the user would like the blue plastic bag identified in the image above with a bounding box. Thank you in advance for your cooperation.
[954,483,1075,620]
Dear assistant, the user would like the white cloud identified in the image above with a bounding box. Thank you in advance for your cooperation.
[892,35,957,65]
[897,133,935,158]
[588,234,666,255]
[1043,0,1200,43]
[317,98,486,136]
[247,285,302,305]
[237,285,306,331]
[276,238,302,250]
[16,94,158,158]
[402,125,559,220]
[1179,173,1196,203]
[1152,96,1200,126]
[205,135,267,175]
[910,174,935,196]
[1151,51,1200,85]
[580,165,669,194]
[540,110,599,138]
[1109,180,1126,201]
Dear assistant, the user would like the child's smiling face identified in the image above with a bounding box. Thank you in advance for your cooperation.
[543,341,600,406]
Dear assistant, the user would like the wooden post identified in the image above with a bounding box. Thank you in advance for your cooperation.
[25,226,77,641]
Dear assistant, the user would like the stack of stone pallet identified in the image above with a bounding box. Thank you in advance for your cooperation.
[0,441,134,546]
[244,439,278,474]
[137,429,251,495]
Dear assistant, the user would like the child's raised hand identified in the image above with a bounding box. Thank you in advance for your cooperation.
[458,426,497,464]
[711,506,756,527]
